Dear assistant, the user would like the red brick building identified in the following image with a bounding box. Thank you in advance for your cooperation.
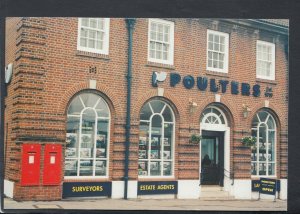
[4,18,288,200]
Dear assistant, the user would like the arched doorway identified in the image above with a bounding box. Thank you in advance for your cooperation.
[200,106,230,187]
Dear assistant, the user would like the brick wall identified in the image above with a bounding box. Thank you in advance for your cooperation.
[4,18,288,200]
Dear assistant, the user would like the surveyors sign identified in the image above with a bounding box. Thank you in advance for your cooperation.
[260,178,277,195]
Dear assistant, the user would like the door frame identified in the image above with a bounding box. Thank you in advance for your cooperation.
[201,131,224,186]
[200,124,230,187]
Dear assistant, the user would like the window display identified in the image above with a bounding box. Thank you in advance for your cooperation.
[65,93,110,177]
[251,111,276,176]
[138,100,174,177]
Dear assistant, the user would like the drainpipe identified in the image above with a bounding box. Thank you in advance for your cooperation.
[124,18,136,200]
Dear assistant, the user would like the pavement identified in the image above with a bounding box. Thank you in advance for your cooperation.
[2,197,287,212]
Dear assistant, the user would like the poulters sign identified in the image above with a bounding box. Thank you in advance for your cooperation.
[152,71,273,98]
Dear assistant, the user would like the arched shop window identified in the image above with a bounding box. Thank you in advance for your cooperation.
[65,92,110,178]
[138,100,175,177]
[200,106,227,126]
[251,111,276,176]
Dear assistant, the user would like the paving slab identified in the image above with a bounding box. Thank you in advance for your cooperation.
[3,197,287,211]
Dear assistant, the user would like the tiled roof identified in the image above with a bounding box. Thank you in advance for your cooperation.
[259,19,289,27]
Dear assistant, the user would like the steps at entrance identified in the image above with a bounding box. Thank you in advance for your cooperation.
[200,185,234,200]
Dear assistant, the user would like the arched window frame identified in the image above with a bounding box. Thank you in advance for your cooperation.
[200,106,228,128]
[65,93,111,179]
[138,100,175,178]
[251,110,277,177]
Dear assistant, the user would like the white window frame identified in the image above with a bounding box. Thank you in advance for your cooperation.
[77,18,110,55]
[65,94,111,179]
[148,19,174,65]
[206,29,229,73]
[251,111,277,178]
[256,40,276,80]
[138,100,175,178]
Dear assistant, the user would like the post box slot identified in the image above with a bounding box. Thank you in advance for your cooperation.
[28,152,36,164]
[50,152,56,164]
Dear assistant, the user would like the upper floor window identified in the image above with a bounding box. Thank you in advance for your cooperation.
[207,30,229,73]
[77,18,110,54]
[256,40,275,80]
[148,19,174,65]
[65,92,110,178]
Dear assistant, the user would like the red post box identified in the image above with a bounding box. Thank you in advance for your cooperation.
[43,144,62,185]
[21,144,41,186]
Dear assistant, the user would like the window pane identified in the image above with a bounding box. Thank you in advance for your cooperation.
[95,98,109,117]
[163,162,172,176]
[208,59,212,67]
[213,60,218,68]
[214,42,219,51]
[158,33,163,41]
[150,161,161,176]
[88,39,95,48]
[258,123,267,145]
[259,163,266,175]
[220,36,225,45]
[150,42,155,50]
[141,103,153,121]
[97,32,104,41]
[208,42,213,50]
[163,52,168,60]
[96,119,109,158]
[79,160,93,176]
[220,44,224,52]
[80,38,87,47]
[89,30,96,39]
[268,163,275,176]
[80,29,88,38]
[139,121,149,160]
[268,131,275,162]
[208,51,212,59]
[65,159,78,176]
[258,111,268,123]
[150,100,165,113]
[81,93,99,108]
[150,49,155,58]
[157,43,162,51]
[164,25,169,34]
[214,35,219,43]
[267,116,275,129]
[164,123,173,159]
[213,52,218,60]
[219,53,224,61]
[162,106,173,122]
[251,162,257,175]
[151,23,157,32]
[81,18,88,27]
[219,61,224,69]
[158,24,163,33]
[68,96,84,115]
[208,34,213,42]
[156,50,161,59]
[164,33,169,43]
[97,19,104,30]
[96,41,103,50]
[151,31,156,40]
[95,160,106,176]
[138,161,148,176]
[90,19,97,28]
